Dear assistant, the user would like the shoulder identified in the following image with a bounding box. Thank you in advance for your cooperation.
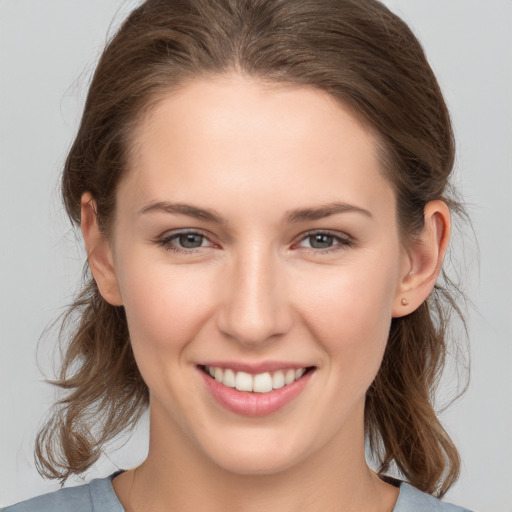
[395,482,473,512]
[1,474,124,512]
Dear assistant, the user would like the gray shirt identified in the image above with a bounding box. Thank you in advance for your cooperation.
[1,473,472,512]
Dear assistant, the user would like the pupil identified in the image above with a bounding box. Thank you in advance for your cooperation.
[310,234,334,249]
[179,234,203,248]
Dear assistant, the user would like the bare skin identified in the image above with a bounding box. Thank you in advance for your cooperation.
[82,75,450,512]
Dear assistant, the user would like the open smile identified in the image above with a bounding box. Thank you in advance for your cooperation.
[199,364,316,416]
[202,365,311,393]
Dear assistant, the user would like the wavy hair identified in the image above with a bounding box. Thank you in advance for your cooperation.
[36,0,467,496]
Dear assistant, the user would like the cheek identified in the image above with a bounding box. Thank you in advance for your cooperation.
[294,257,398,371]
[116,256,217,354]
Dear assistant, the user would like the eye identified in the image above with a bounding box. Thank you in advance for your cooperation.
[304,233,336,249]
[296,230,352,253]
[157,230,214,253]
[175,233,207,249]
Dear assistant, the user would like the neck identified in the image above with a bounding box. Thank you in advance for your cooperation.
[114,403,398,512]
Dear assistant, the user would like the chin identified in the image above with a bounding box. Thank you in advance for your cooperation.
[209,446,302,477]
[192,425,320,477]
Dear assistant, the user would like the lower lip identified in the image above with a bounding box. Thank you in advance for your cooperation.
[200,368,313,417]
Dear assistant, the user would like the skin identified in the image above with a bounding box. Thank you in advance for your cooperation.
[81,75,450,512]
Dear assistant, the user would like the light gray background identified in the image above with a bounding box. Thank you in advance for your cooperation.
[1,1,511,510]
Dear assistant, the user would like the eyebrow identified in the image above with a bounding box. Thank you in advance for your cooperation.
[138,200,372,224]
[285,202,373,223]
[138,201,224,224]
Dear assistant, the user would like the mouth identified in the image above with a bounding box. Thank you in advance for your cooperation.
[200,365,314,394]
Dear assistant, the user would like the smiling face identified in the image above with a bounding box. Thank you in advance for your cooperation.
[89,75,412,475]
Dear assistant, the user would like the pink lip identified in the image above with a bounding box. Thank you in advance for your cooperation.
[199,366,314,417]
[199,360,308,374]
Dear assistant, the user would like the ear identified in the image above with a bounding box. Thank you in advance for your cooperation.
[81,192,123,306]
[392,200,450,317]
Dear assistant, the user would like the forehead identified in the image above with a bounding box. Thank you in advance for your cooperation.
[120,75,395,222]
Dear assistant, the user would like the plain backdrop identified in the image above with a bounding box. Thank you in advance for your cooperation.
[1,1,511,510]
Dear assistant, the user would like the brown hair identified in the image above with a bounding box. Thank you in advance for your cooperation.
[36,0,466,496]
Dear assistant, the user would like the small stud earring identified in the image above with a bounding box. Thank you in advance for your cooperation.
[401,298,408,306]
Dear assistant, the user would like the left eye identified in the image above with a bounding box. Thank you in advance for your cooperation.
[297,232,351,251]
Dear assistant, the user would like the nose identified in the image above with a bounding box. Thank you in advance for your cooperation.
[216,246,292,347]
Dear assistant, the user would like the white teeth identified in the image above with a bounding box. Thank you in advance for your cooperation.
[284,369,296,385]
[205,366,308,393]
[235,371,253,391]
[223,369,236,388]
[272,370,285,389]
[253,372,273,393]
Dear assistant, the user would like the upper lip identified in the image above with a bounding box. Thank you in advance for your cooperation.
[198,361,314,374]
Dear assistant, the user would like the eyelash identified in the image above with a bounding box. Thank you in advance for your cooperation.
[156,229,353,255]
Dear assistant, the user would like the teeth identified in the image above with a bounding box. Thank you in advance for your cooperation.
[272,370,285,389]
[235,371,253,392]
[223,369,235,388]
[284,369,296,385]
[205,366,308,393]
[253,372,273,393]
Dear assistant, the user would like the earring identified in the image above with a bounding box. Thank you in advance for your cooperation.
[401,298,408,306]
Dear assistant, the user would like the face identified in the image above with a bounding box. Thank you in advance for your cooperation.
[106,75,410,475]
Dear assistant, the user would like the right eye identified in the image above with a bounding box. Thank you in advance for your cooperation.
[157,230,214,253]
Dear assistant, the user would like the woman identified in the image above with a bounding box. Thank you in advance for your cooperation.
[2,0,473,510]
